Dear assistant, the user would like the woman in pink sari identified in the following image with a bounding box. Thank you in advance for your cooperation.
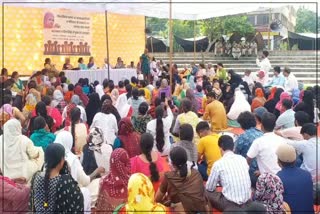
[0,170,30,213]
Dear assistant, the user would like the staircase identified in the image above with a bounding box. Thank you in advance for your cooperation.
[153,50,319,85]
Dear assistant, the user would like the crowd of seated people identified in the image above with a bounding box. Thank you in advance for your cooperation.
[0,54,319,213]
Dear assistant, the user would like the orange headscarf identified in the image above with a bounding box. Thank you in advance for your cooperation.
[255,88,264,98]
[268,87,277,101]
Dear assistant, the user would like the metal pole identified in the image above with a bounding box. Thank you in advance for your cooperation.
[151,36,154,53]
[169,0,173,89]
[193,20,196,63]
[105,10,110,80]
[268,8,271,50]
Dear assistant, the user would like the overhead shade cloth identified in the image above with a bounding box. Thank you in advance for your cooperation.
[174,36,209,52]
[5,0,316,20]
[147,36,168,52]
[288,31,319,50]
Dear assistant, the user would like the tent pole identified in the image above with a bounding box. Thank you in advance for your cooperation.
[151,36,154,54]
[105,10,110,80]
[169,0,173,90]
[193,20,196,63]
[268,8,271,50]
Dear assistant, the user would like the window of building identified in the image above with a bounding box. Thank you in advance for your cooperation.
[257,14,269,25]
[248,15,255,25]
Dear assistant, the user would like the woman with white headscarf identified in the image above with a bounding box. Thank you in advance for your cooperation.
[227,89,251,127]
[115,93,132,118]
[0,119,44,182]
[51,89,67,114]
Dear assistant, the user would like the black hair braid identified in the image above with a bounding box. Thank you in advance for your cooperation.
[155,116,165,153]
[70,107,81,153]
[145,151,160,182]
[71,121,76,152]
[43,166,51,209]
[178,163,188,177]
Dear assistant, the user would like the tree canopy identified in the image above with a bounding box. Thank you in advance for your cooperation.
[295,7,318,33]
[147,15,254,42]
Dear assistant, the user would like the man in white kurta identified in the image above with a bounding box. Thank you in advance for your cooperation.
[256,50,272,85]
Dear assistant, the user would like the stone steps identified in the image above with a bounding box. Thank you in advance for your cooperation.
[153,50,318,57]
[153,51,319,85]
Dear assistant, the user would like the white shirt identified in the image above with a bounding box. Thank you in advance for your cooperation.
[243,73,256,88]
[90,112,118,145]
[284,73,298,94]
[256,57,272,83]
[206,151,251,205]
[146,107,174,156]
[287,137,320,182]
[102,63,112,70]
[247,132,286,174]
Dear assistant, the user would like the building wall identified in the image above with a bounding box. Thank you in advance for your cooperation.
[0,6,145,75]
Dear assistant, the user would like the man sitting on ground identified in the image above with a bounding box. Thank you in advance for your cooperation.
[206,135,251,211]
[247,112,286,175]
[275,99,295,130]
[203,91,227,132]
[196,121,221,181]
[276,144,314,213]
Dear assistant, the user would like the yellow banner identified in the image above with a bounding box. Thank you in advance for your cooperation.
[0,6,145,75]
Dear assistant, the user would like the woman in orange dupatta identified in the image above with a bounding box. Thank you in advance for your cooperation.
[251,88,266,112]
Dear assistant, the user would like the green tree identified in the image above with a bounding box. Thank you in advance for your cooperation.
[223,16,254,35]
[200,15,254,52]
[295,7,317,33]
[146,17,168,35]
[200,17,224,42]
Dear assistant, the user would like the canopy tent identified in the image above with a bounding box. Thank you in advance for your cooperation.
[147,36,168,52]
[174,36,209,52]
[5,0,316,20]
[288,31,319,50]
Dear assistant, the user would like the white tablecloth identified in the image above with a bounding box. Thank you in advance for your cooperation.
[63,68,137,84]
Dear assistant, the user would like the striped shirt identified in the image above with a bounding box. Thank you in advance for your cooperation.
[206,151,251,205]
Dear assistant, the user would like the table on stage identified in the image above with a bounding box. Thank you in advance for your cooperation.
[63,68,137,84]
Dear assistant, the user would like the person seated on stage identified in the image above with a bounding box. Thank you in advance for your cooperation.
[127,61,136,69]
[62,57,73,70]
[44,58,58,78]
[115,57,125,69]
[232,42,241,60]
[87,56,97,70]
[78,57,87,70]
[102,57,113,70]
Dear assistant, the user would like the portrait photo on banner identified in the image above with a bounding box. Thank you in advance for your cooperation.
[43,9,92,56]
